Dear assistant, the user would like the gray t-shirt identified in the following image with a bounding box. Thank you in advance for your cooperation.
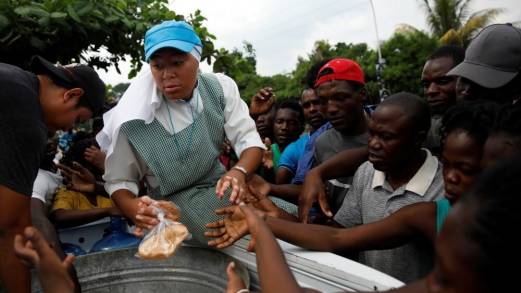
[334,149,444,283]
[313,128,368,213]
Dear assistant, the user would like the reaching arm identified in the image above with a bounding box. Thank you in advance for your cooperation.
[299,147,368,222]
[270,202,435,252]
[51,207,120,228]
[0,185,31,293]
[240,206,304,293]
[207,201,435,253]
[30,199,81,292]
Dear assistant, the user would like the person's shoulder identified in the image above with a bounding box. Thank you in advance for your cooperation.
[353,161,375,183]
[0,63,37,86]
[314,128,335,146]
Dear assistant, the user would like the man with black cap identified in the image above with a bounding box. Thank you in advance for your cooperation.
[0,56,104,292]
[448,23,521,104]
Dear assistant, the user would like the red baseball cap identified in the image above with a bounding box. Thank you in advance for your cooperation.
[315,58,365,88]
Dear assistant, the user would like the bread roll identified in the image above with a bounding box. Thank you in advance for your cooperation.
[138,223,188,259]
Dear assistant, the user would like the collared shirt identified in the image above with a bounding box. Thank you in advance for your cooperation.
[103,73,264,196]
[334,149,444,283]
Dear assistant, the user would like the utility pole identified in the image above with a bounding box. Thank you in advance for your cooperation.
[368,0,389,102]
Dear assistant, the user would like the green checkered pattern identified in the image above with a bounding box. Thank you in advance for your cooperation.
[121,73,296,244]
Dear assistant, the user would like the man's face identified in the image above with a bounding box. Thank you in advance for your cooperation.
[367,104,418,172]
[301,89,325,130]
[273,108,302,148]
[150,48,199,100]
[316,80,364,134]
[421,57,457,115]
[255,109,275,140]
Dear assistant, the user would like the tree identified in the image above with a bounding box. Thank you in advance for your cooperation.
[380,29,438,96]
[0,0,216,77]
[419,0,502,46]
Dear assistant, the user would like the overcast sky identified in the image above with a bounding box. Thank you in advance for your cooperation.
[98,0,520,85]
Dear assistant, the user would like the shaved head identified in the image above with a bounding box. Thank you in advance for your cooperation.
[379,92,431,134]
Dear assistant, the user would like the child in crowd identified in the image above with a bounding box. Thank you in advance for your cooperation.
[51,137,119,228]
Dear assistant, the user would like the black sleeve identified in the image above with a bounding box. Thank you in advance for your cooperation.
[0,64,47,196]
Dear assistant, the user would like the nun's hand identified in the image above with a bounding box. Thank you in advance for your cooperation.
[216,169,247,204]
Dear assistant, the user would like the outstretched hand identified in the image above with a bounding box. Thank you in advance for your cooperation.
[298,169,332,223]
[205,204,266,251]
[57,161,96,193]
[14,227,75,293]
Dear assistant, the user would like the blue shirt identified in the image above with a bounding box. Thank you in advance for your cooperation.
[291,122,332,184]
[278,134,310,175]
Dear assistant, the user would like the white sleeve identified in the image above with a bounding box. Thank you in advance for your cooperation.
[215,73,265,157]
[103,131,144,196]
[31,170,48,204]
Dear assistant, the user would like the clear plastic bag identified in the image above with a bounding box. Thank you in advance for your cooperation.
[137,204,189,260]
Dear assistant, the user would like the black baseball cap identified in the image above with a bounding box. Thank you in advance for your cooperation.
[30,55,106,117]
[448,24,521,88]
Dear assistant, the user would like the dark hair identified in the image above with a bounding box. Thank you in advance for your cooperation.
[491,103,521,148]
[60,136,101,177]
[380,92,431,133]
[459,155,521,292]
[440,101,498,147]
[274,99,305,130]
[428,45,465,66]
[304,58,332,89]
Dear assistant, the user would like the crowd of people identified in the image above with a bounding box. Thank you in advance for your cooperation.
[0,18,520,293]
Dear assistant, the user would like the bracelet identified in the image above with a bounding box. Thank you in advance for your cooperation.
[236,289,249,293]
[232,165,249,178]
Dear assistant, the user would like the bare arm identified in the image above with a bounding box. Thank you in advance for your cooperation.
[275,167,294,185]
[0,185,31,293]
[30,199,81,292]
[269,202,436,252]
[241,206,304,293]
[270,183,301,201]
[51,207,119,228]
[299,147,368,222]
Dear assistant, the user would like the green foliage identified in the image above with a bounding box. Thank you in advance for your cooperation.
[419,0,501,46]
[0,0,216,78]
[380,29,438,95]
[211,30,437,104]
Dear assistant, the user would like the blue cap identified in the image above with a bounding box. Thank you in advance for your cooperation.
[144,20,202,61]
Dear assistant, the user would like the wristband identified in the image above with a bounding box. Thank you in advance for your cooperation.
[232,165,249,178]
[236,289,249,293]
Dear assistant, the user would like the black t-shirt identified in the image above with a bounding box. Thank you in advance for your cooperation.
[0,63,47,196]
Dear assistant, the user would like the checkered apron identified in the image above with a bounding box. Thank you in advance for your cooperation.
[121,73,296,244]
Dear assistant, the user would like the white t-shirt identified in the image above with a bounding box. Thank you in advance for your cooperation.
[32,169,63,210]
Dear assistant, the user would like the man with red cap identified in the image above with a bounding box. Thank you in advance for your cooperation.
[299,58,370,218]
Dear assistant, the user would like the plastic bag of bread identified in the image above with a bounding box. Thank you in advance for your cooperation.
[138,205,189,260]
